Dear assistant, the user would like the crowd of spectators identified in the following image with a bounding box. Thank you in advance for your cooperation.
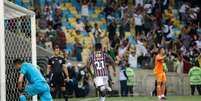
[12,0,201,97]
[13,0,201,72]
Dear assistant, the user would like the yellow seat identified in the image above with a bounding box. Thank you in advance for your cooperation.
[125,32,132,38]
[65,3,72,9]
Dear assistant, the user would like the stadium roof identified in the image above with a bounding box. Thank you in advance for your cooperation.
[4,1,35,19]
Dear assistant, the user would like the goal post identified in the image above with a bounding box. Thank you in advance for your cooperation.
[1,0,37,101]
[0,0,6,100]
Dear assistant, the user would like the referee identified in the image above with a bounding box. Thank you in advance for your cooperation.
[46,45,69,101]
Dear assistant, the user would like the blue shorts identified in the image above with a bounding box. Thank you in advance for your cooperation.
[25,82,52,101]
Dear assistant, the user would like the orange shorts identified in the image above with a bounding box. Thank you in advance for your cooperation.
[155,72,166,82]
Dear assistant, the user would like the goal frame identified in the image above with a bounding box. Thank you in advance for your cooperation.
[0,1,37,101]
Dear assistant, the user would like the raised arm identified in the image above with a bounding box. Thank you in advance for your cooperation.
[106,54,116,76]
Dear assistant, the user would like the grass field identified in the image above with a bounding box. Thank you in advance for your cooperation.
[55,96,201,101]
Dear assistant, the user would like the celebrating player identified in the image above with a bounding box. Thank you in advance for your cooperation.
[154,47,167,100]
[86,43,116,101]
[47,45,69,101]
[13,59,52,101]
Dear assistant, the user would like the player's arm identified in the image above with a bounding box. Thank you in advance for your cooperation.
[86,57,93,78]
[46,58,52,77]
[157,55,166,61]
[46,65,51,76]
[62,58,69,81]
[125,42,131,50]
[18,74,24,92]
[63,64,70,81]
[86,61,93,77]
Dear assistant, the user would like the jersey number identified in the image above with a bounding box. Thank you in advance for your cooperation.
[94,61,104,70]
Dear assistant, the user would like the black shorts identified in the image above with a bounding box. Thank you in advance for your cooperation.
[49,72,65,87]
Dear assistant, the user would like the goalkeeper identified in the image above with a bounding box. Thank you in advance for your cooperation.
[13,59,52,101]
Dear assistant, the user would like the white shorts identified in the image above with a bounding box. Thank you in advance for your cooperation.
[94,76,108,87]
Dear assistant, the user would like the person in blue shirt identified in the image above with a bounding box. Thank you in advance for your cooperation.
[13,59,52,101]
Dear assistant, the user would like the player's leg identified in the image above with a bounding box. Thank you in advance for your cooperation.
[61,86,68,101]
[20,84,39,101]
[49,73,57,98]
[24,84,38,96]
[61,81,68,101]
[161,73,167,99]
[191,85,195,95]
[94,76,107,101]
[156,81,162,99]
[156,73,163,99]
[49,83,56,98]
[40,91,53,101]
[38,83,53,101]
[39,88,53,101]
[120,80,127,96]
[197,85,201,95]
[98,85,107,101]
[129,86,134,96]
[152,80,157,96]
[161,81,166,99]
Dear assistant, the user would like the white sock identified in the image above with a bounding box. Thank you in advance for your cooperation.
[161,94,165,97]
[100,97,106,101]
[158,95,161,99]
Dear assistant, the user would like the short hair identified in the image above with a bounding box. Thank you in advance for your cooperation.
[95,43,102,51]
[53,44,60,50]
[158,46,165,53]
[13,59,23,65]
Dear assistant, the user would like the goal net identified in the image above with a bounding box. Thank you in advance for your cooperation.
[0,1,37,101]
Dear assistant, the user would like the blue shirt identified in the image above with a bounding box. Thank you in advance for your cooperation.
[20,63,46,84]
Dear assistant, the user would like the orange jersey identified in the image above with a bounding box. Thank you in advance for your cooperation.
[154,54,164,74]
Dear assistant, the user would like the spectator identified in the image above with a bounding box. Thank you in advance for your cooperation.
[128,45,138,69]
[118,40,130,59]
[108,21,117,48]
[188,61,201,95]
[55,28,66,49]
[133,10,144,34]
[195,35,201,50]
[126,62,135,96]
[81,0,89,21]
[183,56,192,74]
[75,19,84,31]
[134,0,144,7]
[144,1,153,15]
[119,59,128,97]
[175,54,183,74]
[161,0,169,12]
[76,64,90,97]
[119,17,130,40]
[44,3,53,22]
[179,1,189,21]
[28,0,201,76]
[74,37,83,61]
[119,3,128,19]
[66,63,75,97]
[92,23,102,44]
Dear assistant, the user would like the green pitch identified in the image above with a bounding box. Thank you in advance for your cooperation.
[55,96,201,101]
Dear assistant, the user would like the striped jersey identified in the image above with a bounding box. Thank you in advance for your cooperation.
[89,51,112,77]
